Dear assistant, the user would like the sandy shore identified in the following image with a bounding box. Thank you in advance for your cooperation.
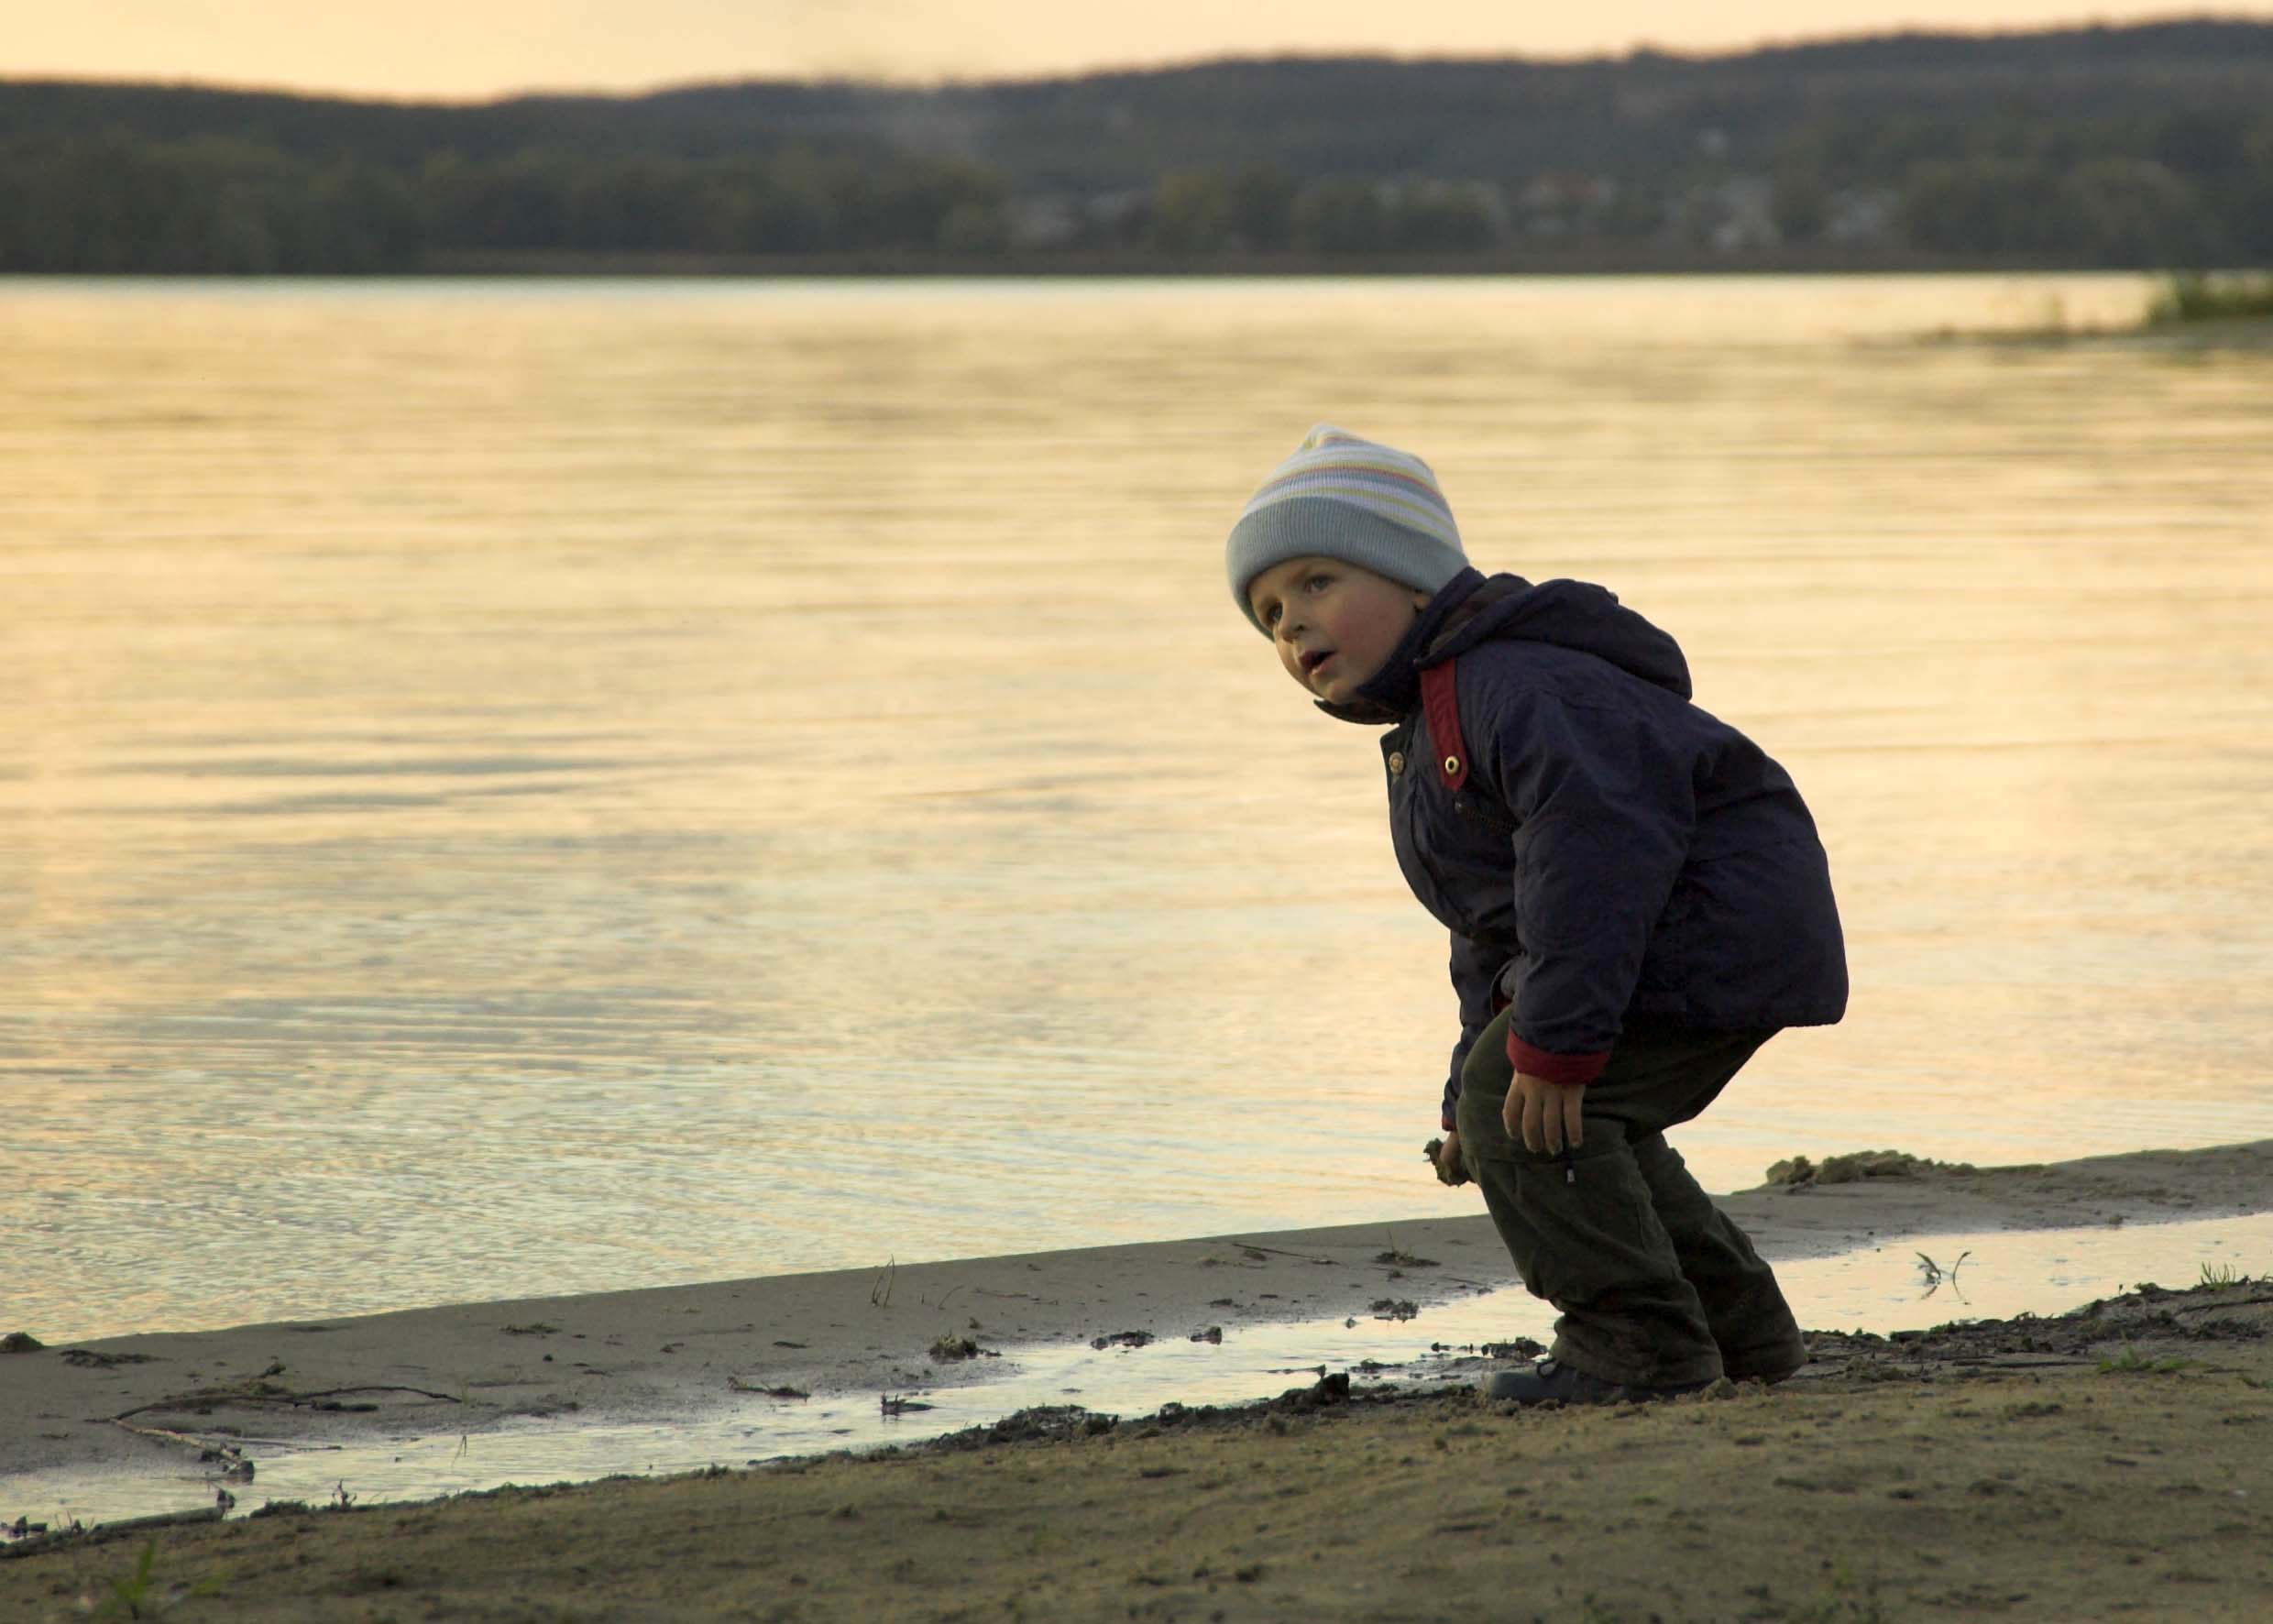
[4,1140,2269,1501]
[1,1142,2269,1619]
[2,1219,2269,1619]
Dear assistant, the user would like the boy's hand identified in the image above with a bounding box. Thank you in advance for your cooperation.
[1504,1073,1585,1157]
[1426,1132,1470,1186]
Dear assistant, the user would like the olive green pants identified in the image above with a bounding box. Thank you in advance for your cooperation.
[1455,1012,1806,1388]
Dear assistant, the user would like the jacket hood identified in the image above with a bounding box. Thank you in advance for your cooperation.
[1324,572,1690,724]
[1431,574,1693,700]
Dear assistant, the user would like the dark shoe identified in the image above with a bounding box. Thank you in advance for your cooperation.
[1719,1341,1808,1386]
[1479,1357,1713,1406]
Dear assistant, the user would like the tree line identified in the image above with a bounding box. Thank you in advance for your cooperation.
[2,20,2270,272]
[0,135,1016,271]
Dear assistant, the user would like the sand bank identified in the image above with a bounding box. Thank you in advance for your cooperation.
[4,1140,2268,1498]
[4,1268,2270,1619]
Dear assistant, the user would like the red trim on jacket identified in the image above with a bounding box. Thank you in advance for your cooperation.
[1419,662,1468,791]
[1508,1033,1609,1087]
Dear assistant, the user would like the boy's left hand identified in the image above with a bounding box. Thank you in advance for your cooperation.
[1504,1072,1585,1157]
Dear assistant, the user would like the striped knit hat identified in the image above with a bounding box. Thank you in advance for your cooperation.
[1226,424,1468,635]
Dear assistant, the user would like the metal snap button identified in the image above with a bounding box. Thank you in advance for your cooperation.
[1388,751,1405,775]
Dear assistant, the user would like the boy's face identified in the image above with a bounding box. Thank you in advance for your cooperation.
[1246,555,1430,705]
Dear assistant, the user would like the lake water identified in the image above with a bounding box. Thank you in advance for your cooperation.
[4,274,2269,1344]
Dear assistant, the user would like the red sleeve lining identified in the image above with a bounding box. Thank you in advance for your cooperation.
[1508,1033,1608,1086]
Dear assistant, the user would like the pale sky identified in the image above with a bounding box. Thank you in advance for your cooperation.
[8,2,2272,100]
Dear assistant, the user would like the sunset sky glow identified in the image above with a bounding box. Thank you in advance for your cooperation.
[8,3,2273,100]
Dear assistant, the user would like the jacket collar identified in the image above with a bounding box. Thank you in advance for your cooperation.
[1315,568,1528,725]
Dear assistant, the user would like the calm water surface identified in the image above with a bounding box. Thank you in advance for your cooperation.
[4,275,2269,1342]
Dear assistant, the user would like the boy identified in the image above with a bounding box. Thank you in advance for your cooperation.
[1228,424,1847,1403]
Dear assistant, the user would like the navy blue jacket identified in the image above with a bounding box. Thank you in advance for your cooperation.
[1324,570,1847,1128]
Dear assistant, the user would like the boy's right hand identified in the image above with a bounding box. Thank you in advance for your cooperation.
[1430,1130,1470,1187]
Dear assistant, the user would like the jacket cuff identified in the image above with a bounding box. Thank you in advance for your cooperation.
[1507,1033,1609,1086]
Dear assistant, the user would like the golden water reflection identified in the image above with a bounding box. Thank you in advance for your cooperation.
[2,275,2268,1341]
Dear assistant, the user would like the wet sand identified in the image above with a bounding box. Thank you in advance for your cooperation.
[3,1141,2270,1619]
[4,1276,2269,1620]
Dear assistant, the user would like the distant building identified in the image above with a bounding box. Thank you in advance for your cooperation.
[1005,190,1149,250]
[1514,172,1619,237]
[1825,188,1900,246]
[1084,190,1148,235]
[1401,178,1512,241]
[1667,174,1779,252]
[1006,196,1082,249]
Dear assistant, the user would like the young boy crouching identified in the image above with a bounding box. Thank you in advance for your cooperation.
[1227,424,1848,1403]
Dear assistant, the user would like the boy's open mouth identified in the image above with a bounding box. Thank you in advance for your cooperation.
[1301,649,1335,675]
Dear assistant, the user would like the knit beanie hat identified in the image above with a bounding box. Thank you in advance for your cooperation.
[1227,423,1469,635]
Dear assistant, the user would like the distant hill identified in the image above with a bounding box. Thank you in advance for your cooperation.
[4,19,2270,272]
